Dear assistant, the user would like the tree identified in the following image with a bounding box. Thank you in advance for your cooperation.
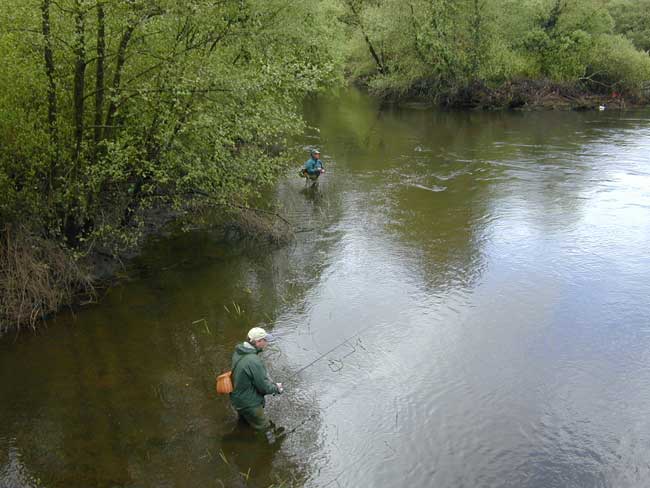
[0,0,344,251]
[342,0,650,100]
[608,0,650,52]
[0,0,346,328]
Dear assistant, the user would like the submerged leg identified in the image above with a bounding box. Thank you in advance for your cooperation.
[238,406,276,444]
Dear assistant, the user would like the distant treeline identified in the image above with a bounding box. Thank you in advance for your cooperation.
[341,0,650,104]
[1,0,649,331]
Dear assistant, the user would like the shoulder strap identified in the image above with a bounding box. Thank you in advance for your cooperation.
[230,354,249,389]
[232,354,246,374]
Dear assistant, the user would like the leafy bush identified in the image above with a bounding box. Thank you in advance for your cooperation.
[344,0,650,101]
[608,0,650,52]
[587,34,650,94]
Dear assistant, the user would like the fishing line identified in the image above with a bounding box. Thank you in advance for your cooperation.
[285,322,375,381]
[272,323,378,438]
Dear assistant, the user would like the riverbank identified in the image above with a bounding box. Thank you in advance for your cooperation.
[441,79,644,111]
[0,205,292,336]
[367,78,647,111]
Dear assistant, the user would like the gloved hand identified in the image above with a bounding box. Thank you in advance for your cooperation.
[276,382,284,394]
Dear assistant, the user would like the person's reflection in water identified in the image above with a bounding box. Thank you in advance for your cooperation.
[299,183,323,203]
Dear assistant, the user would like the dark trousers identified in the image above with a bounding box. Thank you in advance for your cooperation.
[237,405,271,432]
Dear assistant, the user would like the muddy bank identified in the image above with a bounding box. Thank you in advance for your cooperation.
[440,79,644,110]
[365,78,647,111]
[0,206,292,336]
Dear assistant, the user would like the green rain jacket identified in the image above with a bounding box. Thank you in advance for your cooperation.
[230,342,280,410]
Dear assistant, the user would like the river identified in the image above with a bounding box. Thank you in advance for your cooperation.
[2,89,650,488]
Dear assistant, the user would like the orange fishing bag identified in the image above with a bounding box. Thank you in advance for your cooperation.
[216,371,233,394]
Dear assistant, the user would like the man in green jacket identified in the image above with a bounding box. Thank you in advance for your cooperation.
[230,327,284,443]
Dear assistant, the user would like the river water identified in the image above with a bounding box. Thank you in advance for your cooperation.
[2,89,650,488]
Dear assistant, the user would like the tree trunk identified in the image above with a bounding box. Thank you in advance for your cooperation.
[73,1,87,164]
[363,30,385,74]
[346,0,386,74]
[104,22,136,140]
[41,0,58,192]
[470,0,482,75]
[94,1,105,150]
[542,0,565,32]
[409,3,428,65]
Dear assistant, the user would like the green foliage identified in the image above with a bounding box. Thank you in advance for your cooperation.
[608,0,650,52]
[343,0,650,100]
[516,0,613,80]
[349,0,501,95]
[0,0,344,254]
[587,33,650,92]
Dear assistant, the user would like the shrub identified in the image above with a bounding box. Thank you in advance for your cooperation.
[586,34,650,95]
[0,225,93,333]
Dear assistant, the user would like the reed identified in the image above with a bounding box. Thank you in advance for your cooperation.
[0,225,94,333]
[240,467,251,481]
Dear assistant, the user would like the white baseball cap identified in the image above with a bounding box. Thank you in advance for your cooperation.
[247,327,275,342]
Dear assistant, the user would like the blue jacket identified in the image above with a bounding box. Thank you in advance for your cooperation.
[304,158,323,175]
